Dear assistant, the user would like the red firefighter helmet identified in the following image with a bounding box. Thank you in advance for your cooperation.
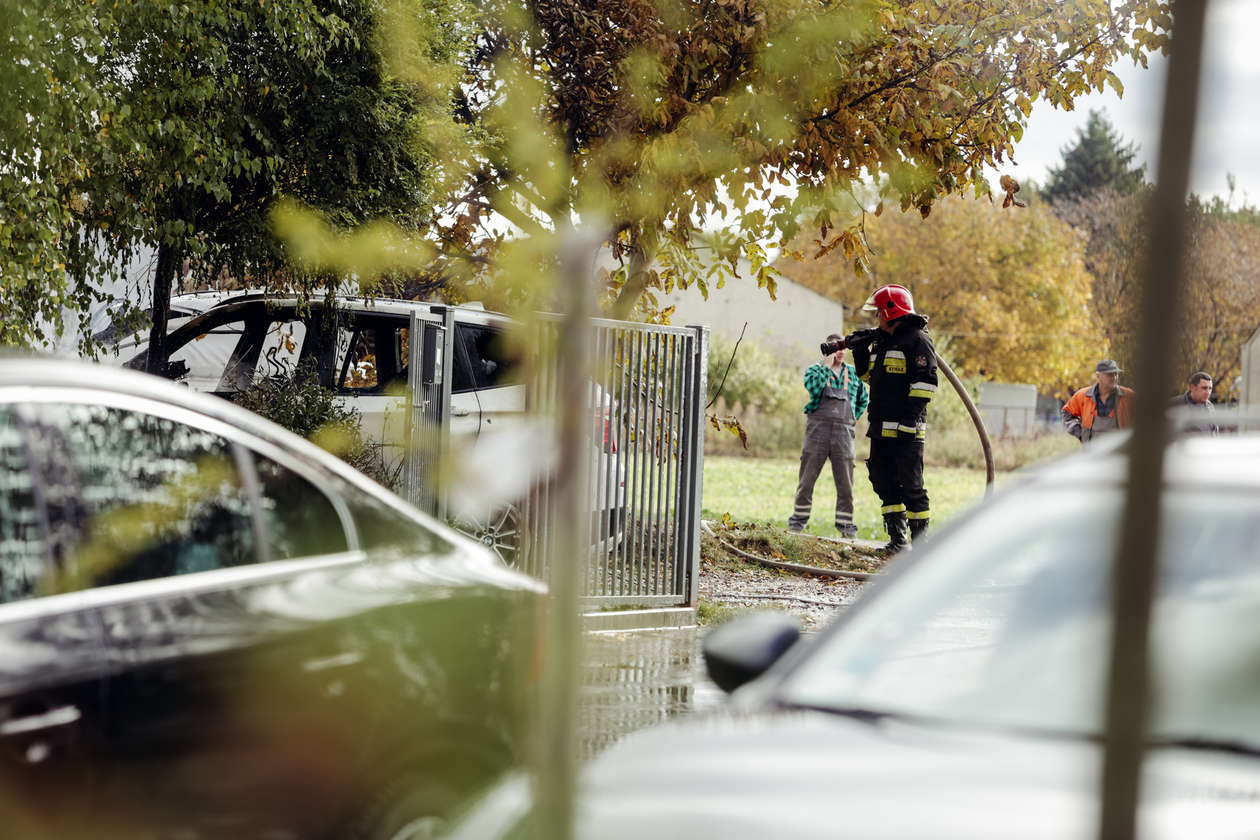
[861,284,915,320]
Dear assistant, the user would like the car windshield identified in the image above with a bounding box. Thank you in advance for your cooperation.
[778,485,1260,748]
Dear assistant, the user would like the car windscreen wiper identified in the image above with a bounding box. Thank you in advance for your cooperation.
[1147,735,1260,759]
[783,702,922,726]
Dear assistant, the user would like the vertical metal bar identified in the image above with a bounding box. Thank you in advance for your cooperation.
[672,331,694,599]
[622,329,639,597]
[436,307,455,522]
[650,332,668,595]
[613,327,629,596]
[600,324,615,597]
[638,330,655,597]
[587,323,607,598]
[405,311,420,511]
[661,332,680,596]
[632,329,648,597]
[640,332,657,596]
[615,330,631,598]
[652,332,670,596]
[640,332,650,601]
[679,325,708,605]
[1099,4,1207,840]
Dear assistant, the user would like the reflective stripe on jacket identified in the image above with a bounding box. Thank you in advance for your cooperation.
[850,314,937,440]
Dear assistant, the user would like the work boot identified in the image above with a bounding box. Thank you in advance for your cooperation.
[881,512,910,553]
[908,518,929,543]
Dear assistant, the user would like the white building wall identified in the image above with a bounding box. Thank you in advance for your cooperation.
[978,382,1039,437]
[661,266,847,369]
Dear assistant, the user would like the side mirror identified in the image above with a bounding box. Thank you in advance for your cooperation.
[703,612,801,694]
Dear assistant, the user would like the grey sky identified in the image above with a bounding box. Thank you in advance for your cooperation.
[1005,0,1259,203]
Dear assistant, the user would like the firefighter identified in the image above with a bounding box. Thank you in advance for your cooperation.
[845,284,937,552]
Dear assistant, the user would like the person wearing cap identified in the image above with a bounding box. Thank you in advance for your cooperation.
[1167,371,1218,435]
[788,334,869,537]
[1062,359,1134,442]
[844,284,937,553]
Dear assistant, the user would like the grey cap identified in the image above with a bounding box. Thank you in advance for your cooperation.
[1095,359,1122,374]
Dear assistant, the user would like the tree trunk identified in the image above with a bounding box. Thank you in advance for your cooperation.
[609,231,657,320]
[145,241,179,375]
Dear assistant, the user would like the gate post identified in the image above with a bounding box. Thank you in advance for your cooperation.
[678,324,709,606]
[405,309,451,518]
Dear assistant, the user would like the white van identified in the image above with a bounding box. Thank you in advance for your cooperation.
[116,294,625,564]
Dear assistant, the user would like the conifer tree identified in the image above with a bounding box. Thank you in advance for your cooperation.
[1044,110,1146,204]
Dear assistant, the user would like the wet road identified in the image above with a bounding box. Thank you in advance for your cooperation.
[578,627,724,758]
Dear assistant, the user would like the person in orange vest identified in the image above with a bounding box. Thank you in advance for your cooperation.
[1062,359,1134,443]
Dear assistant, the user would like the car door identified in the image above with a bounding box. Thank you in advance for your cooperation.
[450,317,525,440]
[15,397,366,835]
[0,405,111,839]
[333,313,411,463]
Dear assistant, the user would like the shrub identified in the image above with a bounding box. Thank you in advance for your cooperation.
[707,332,798,414]
[234,359,402,489]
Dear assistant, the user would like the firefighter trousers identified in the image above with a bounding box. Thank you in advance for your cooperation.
[866,437,930,523]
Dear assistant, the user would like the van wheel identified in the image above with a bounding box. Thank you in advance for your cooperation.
[457,505,523,568]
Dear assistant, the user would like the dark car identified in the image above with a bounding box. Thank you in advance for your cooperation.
[0,357,545,839]
[446,432,1260,840]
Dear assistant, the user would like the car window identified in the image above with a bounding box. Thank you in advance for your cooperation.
[252,455,349,558]
[19,403,257,591]
[779,487,1260,747]
[0,408,47,604]
[254,319,307,382]
[337,321,409,394]
[340,328,380,390]
[169,317,248,391]
[452,324,516,393]
[332,476,449,554]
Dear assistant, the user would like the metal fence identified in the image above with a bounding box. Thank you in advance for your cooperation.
[404,309,708,610]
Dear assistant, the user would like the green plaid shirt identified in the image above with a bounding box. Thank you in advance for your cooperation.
[802,362,868,418]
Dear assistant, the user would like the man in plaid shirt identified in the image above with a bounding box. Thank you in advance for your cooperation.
[788,333,868,537]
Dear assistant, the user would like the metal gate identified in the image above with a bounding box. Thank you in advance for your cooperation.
[405,311,708,609]
[405,308,453,519]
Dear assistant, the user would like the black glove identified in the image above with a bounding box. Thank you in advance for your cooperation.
[843,328,878,350]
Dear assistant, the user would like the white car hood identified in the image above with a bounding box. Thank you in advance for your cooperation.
[576,709,1260,840]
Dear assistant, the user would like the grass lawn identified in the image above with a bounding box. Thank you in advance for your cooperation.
[702,455,997,540]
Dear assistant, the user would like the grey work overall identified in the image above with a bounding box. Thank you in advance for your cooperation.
[789,371,857,534]
[1084,390,1119,442]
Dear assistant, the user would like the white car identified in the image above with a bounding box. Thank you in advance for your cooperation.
[113,294,626,565]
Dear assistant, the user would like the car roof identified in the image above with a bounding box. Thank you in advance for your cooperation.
[183,293,506,319]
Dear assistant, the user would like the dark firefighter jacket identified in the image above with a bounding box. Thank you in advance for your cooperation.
[850,314,938,440]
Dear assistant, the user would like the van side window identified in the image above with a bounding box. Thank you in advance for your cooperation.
[168,317,248,391]
[452,324,517,393]
[254,320,308,382]
[337,319,409,395]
